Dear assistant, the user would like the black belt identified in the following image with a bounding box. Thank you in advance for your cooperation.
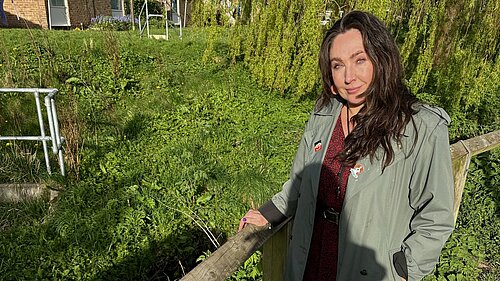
[321,208,340,224]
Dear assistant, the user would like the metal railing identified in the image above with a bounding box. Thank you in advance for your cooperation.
[180,129,500,281]
[138,0,183,40]
[0,88,65,176]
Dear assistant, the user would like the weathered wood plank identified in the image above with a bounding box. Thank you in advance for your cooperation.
[451,155,470,224]
[450,130,500,158]
[180,224,272,281]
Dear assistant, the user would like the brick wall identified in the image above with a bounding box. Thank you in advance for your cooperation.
[67,0,111,28]
[3,0,49,28]
[1,0,113,29]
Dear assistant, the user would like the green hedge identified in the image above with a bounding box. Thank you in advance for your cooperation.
[194,0,500,141]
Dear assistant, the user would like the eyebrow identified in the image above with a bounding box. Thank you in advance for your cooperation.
[330,50,365,63]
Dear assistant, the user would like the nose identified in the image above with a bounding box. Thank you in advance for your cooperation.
[344,65,356,84]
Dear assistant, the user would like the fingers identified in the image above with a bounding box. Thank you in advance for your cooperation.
[238,209,269,232]
[237,217,246,232]
[243,210,268,226]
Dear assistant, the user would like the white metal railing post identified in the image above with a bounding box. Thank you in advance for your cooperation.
[183,0,187,28]
[45,95,58,155]
[146,0,150,38]
[50,96,65,175]
[34,91,52,174]
[177,0,182,38]
[138,0,181,40]
[138,0,147,37]
[0,88,65,176]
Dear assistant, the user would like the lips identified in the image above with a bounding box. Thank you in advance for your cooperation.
[346,86,363,95]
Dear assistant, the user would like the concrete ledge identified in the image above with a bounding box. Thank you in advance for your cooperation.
[0,184,58,203]
[150,34,167,40]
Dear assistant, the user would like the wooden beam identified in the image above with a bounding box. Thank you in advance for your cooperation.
[180,217,292,281]
[180,224,273,281]
[450,130,500,158]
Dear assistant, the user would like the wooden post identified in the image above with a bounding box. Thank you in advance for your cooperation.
[262,220,292,281]
[450,142,472,224]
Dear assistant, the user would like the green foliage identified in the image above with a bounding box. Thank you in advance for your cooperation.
[197,0,500,140]
[228,0,325,96]
[0,141,45,183]
[0,28,311,280]
[229,251,263,280]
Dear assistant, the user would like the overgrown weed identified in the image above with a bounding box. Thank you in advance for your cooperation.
[0,141,43,183]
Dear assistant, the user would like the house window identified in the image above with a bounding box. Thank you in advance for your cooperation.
[50,0,65,7]
[111,0,121,10]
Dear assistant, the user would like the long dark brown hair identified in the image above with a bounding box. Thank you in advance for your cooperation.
[318,11,418,170]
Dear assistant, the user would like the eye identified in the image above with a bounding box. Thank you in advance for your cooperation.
[356,58,367,64]
[332,63,343,70]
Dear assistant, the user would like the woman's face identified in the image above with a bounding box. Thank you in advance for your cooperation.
[329,28,374,113]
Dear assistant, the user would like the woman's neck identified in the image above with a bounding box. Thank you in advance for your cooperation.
[347,103,364,116]
[341,104,359,137]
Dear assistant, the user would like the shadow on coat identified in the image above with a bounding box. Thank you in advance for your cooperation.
[337,242,387,280]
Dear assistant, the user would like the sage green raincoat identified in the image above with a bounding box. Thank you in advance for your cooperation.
[260,98,454,281]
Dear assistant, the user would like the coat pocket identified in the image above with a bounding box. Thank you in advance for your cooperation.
[388,247,408,281]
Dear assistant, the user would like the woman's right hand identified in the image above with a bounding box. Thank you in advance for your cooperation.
[238,209,269,232]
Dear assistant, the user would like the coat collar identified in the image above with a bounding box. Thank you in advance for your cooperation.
[313,97,342,116]
[308,98,410,202]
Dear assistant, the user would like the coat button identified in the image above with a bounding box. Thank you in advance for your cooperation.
[360,269,367,275]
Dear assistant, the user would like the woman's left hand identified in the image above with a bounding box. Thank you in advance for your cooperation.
[238,209,269,232]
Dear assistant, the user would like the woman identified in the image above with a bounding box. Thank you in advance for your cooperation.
[0,0,6,26]
[239,11,454,281]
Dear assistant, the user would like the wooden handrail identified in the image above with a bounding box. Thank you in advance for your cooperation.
[180,218,291,280]
[181,130,500,281]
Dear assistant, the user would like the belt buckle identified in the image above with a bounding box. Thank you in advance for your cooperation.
[323,208,340,224]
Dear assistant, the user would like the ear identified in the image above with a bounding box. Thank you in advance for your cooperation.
[330,85,338,95]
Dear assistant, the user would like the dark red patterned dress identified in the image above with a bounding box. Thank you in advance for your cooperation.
[303,116,352,281]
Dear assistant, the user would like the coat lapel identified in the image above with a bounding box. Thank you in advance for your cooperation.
[344,138,409,202]
[304,100,342,200]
